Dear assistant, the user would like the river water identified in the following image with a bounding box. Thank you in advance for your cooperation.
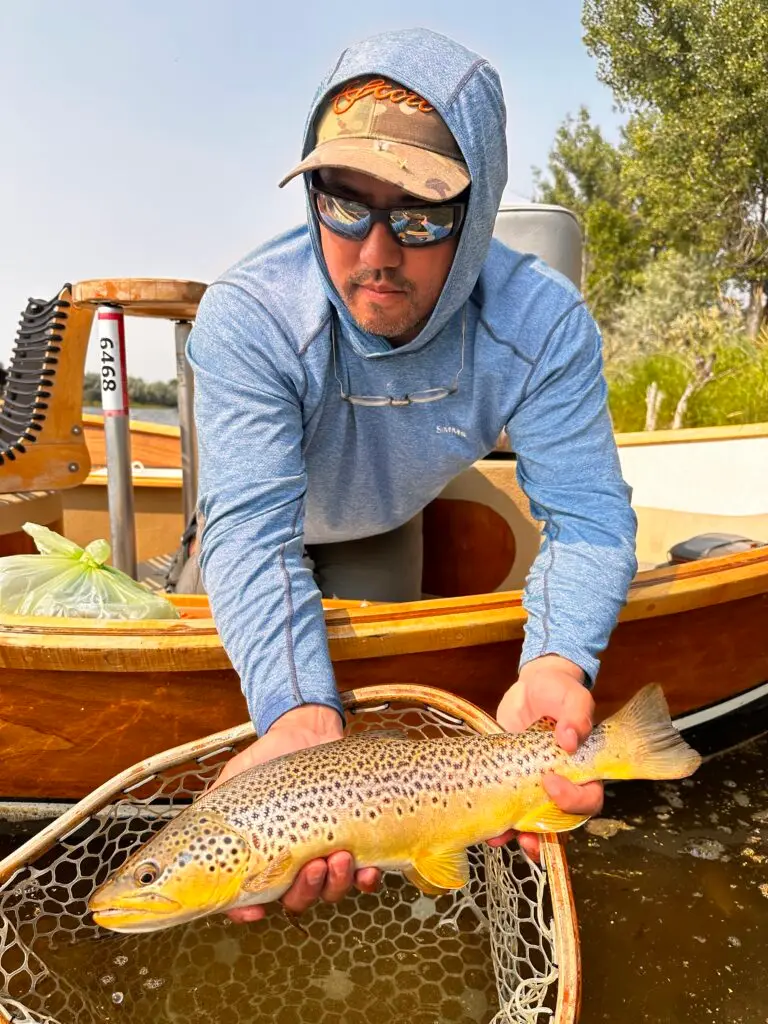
[83,407,179,426]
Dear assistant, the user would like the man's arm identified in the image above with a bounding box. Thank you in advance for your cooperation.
[187,282,343,736]
[493,300,637,858]
[507,299,638,683]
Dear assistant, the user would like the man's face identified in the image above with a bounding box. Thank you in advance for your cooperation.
[316,168,459,345]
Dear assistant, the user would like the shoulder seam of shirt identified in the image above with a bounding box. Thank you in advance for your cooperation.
[469,290,536,365]
[520,299,585,401]
[299,313,332,357]
[277,501,309,709]
[471,252,548,365]
[446,59,488,108]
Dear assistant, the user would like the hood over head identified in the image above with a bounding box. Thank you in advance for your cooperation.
[284,27,508,356]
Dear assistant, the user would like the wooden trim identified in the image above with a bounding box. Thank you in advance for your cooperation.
[82,472,182,489]
[615,422,768,447]
[544,834,581,1024]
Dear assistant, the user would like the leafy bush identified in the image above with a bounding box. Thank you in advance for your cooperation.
[607,338,768,431]
[83,373,178,408]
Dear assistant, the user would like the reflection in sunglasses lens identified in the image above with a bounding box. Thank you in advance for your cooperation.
[315,190,457,246]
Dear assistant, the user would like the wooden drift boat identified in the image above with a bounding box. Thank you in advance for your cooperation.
[1,421,767,801]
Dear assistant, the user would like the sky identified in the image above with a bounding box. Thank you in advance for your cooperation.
[0,1,624,381]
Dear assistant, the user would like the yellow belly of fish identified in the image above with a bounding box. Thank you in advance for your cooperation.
[257,781,542,899]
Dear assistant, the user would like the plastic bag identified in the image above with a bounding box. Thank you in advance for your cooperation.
[0,523,180,620]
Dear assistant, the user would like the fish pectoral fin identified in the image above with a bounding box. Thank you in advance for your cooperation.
[242,849,293,893]
[410,849,470,892]
[513,801,590,834]
[403,866,450,896]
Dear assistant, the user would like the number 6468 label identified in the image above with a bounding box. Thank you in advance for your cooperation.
[97,307,129,416]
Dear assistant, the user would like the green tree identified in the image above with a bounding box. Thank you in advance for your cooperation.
[582,0,768,335]
[532,107,648,319]
[82,374,178,408]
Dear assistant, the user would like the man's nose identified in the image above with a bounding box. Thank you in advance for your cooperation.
[358,222,403,271]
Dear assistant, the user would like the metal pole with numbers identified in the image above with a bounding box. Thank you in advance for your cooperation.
[97,304,137,578]
[174,319,198,530]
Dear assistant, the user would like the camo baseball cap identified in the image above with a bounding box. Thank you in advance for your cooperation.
[279,77,470,202]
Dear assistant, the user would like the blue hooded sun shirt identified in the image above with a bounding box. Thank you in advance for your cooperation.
[187,28,639,736]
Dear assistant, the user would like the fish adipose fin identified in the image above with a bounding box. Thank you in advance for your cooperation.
[513,802,591,834]
[410,849,470,891]
[597,684,702,781]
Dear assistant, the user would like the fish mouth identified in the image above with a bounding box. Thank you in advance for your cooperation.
[91,899,186,934]
[89,891,184,932]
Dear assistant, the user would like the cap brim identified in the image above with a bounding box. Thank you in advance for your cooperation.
[278,138,470,202]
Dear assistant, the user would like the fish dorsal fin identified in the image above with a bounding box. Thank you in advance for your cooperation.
[410,849,470,892]
[403,865,450,896]
[513,800,590,834]
[242,848,293,893]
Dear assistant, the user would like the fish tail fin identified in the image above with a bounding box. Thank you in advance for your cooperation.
[594,684,702,781]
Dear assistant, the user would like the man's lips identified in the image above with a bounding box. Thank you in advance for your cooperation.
[357,284,406,298]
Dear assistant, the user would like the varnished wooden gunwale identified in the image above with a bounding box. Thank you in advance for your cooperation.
[1,561,768,798]
[1,545,767,672]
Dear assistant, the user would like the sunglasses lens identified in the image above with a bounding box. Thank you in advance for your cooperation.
[313,187,462,246]
[391,207,457,246]
[315,192,371,240]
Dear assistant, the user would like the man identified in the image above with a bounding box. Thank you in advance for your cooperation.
[187,27,638,923]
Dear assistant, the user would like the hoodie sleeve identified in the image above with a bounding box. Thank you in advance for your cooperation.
[186,282,343,735]
[506,301,638,686]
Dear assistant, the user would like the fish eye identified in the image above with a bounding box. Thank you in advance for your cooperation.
[135,861,159,886]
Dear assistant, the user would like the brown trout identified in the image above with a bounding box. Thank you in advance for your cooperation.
[89,684,700,932]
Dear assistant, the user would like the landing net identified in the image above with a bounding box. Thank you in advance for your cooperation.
[0,686,579,1024]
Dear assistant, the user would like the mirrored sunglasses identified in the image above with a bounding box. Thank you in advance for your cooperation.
[310,184,466,248]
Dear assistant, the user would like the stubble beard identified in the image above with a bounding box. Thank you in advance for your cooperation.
[342,272,425,340]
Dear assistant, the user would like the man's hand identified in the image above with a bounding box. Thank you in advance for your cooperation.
[488,655,604,861]
[209,704,381,923]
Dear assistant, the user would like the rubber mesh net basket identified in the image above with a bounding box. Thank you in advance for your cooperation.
[0,684,580,1024]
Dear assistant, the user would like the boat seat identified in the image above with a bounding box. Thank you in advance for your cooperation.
[0,285,93,494]
[71,278,208,320]
[0,490,64,556]
[493,203,583,289]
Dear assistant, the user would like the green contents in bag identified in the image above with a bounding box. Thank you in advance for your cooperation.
[0,523,179,620]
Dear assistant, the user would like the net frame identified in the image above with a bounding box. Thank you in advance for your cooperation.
[0,683,580,1024]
